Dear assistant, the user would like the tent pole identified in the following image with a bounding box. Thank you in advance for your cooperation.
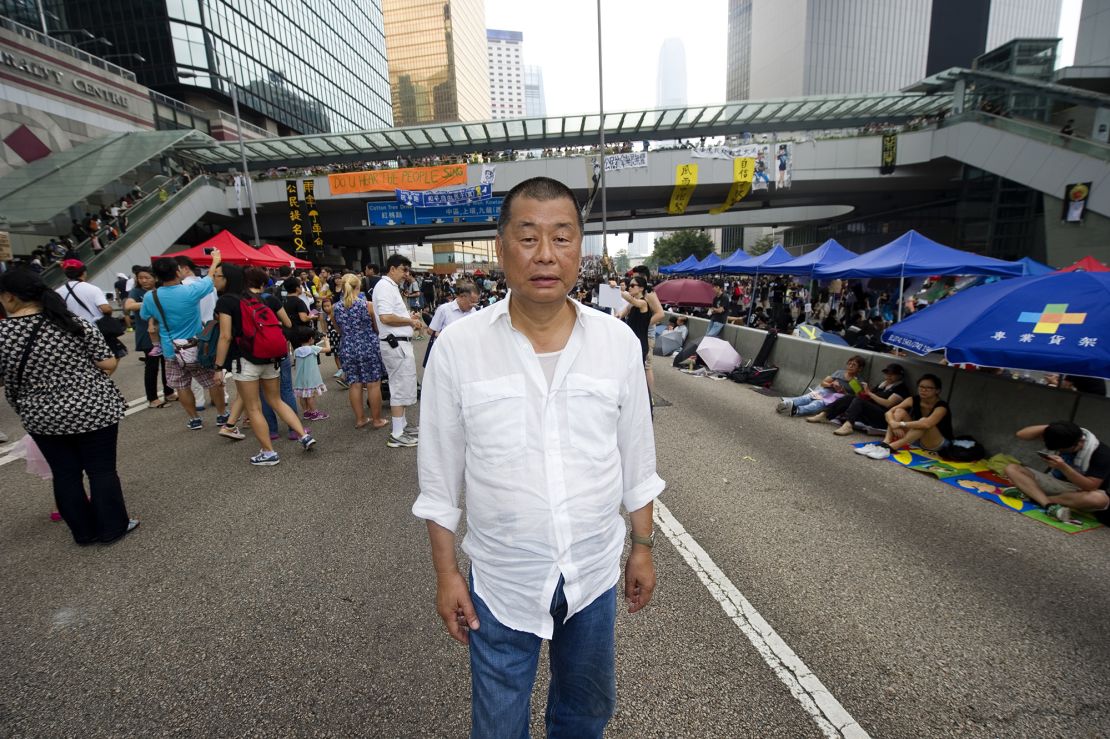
[897,275,904,322]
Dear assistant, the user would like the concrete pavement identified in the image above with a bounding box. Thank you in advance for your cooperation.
[1,343,1108,737]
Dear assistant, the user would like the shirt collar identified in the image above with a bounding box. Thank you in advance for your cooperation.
[486,292,585,328]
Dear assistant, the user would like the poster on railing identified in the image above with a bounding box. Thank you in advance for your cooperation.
[604,151,648,171]
[304,179,324,256]
[329,164,467,195]
[709,157,755,215]
[692,143,789,190]
[395,183,492,208]
[287,180,306,253]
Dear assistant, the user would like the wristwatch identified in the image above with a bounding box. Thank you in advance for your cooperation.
[631,530,655,548]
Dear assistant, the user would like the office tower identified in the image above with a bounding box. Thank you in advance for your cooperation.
[487,29,524,119]
[524,64,546,117]
[382,0,489,127]
[657,37,688,107]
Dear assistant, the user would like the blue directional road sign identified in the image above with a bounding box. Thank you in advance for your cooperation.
[366,198,503,227]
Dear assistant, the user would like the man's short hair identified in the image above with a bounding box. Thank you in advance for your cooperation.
[496,176,583,236]
[174,256,198,275]
[152,257,179,283]
[278,266,293,278]
[363,263,379,274]
[455,279,478,296]
[1043,421,1082,451]
[386,253,411,271]
[283,276,301,294]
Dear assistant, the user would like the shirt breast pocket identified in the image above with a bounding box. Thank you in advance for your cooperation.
[461,374,526,464]
[565,374,620,460]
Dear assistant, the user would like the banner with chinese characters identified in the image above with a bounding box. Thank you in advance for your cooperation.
[395,183,492,207]
[604,151,647,171]
[1062,182,1090,223]
[328,164,467,195]
[880,133,897,175]
[286,179,306,254]
[709,157,755,215]
[692,143,789,191]
[667,163,698,215]
[304,179,323,257]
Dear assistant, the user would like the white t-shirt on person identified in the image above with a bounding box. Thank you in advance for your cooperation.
[57,280,109,323]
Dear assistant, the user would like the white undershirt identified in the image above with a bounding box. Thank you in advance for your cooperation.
[535,350,562,388]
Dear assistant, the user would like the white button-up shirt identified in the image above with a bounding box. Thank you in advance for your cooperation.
[428,298,475,334]
[413,297,664,639]
[371,275,413,339]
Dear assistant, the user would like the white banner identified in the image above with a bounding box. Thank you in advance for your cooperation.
[480,163,496,185]
[234,175,243,215]
[604,151,648,171]
[692,144,791,190]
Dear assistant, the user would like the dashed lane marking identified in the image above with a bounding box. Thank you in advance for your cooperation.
[654,500,870,739]
[0,397,150,467]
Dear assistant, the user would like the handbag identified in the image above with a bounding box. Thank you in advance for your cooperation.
[64,282,125,338]
[151,288,200,368]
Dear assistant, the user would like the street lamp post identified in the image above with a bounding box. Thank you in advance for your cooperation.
[178,71,261,247]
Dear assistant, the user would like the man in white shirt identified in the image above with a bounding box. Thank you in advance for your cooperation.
[413,177,664,737]
[56,259,126,358]
[422,279,478,369]
[372,253,420,448]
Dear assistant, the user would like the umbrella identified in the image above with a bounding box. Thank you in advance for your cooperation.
[881,272,1110,379]
[696,336,742,373]
[654,279,717,307]
[654,330,685,356]
[793,324,850,345]
[1058,255,1109,273]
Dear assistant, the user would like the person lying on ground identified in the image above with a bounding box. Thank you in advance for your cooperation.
[808,362,909,435]
[775,355,865,417]
[856,373,951,460]
[1002,421,1110,523]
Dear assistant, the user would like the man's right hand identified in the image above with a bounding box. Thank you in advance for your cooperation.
[435,570,480,645]
[209,248,222,268]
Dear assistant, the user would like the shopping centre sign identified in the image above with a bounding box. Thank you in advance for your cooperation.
[1,49,133,109]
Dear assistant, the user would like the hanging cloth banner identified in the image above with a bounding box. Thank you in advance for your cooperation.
[604,151,648,171]
[880,133,897,175]
[709,157,755,215]
[234,175,243,215]
[328,164,467,194]
[667,163,698,215]
[304,179,324,256]
[287,179,306,254]
[395,183,492,207]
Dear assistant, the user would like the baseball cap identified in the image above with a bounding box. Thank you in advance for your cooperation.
[61,259,85,270]
[881,363,905,375]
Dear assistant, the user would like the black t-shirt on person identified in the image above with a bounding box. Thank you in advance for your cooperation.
[710,294,727,324]
[910,397,953,441]
[284,296,312,329]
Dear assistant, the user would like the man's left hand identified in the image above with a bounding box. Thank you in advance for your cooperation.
[625,549,656,614]
[1043,453,1067,470]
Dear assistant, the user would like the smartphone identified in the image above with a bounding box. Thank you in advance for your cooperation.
[203,247,215,255]
[1036,450,1053,459]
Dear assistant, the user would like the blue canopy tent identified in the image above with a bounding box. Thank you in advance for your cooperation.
[1017,256,1055,276]
[721,244,794,274]
[813,230,1026,319]
[659,254,700,274]
[692,249,748,276]
[772,239,856,276]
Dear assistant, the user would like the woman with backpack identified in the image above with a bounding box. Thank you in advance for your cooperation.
[0,269,138,545]
[211,264,316,466]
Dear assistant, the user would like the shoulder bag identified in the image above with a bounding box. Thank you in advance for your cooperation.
[64,282,125,338]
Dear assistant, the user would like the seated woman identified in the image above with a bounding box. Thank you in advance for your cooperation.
[857,373,952,460]
[776,355,865,417]
[808,362,909,435]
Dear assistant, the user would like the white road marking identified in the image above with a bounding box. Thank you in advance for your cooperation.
[654,500,870,739]
[0,397,150,467]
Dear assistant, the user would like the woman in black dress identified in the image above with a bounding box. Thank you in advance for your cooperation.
[619,276,652,361]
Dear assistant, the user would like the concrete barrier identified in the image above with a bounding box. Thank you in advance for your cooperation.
[766,333,820,396]
[1073,394,1110,445]
[864,358,958,403]
[731,325,767,364]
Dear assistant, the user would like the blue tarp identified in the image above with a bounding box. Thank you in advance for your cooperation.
[659,255,700,274]
[813,230,1026,279]
[722,244,795,274]
[881,272,1110,378]
[1016,256,1055,276]
[772,239,856,276]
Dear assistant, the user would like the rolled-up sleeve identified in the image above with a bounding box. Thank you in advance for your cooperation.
[413,334,466,532]
[616,336,665,513]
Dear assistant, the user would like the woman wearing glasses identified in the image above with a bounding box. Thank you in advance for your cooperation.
[857,373,952,460]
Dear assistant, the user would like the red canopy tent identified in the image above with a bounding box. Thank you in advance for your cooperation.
[259,243,312,269]
[162,230,278,267]
[1057,255,1109,273]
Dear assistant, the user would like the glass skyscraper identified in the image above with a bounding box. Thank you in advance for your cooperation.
[36,0,393,134]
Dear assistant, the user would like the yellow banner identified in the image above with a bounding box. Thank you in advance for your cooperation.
[667,163,698,215]
[709,157,755,215]
[328,164,467,195]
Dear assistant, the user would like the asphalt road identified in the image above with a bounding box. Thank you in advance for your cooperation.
[1,341,1108,738]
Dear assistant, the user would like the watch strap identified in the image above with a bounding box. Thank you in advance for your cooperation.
[630,530,655,548]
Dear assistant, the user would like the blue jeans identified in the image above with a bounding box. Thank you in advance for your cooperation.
[469,575,616,739]
[705,321,724,337]
[261,356,297,433]
[785,393,827,416]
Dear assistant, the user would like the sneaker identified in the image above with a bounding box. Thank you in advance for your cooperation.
[312,411,330,421]
[805,412,827,424]
[386,433,418,448]
[186,417,203,431]
[866,446,891,460]
[250,450,281,466]
[333,370,344,379]
[775,399,791,414]
[335,377,350,389]
[269,432,280,441]
[299,433,317,451]
[1045,503,1073,522]
[404,424,419,437]
[288,428,310,441]
[853,443,877,455]
[216,413,230,426]
[302,410,314,419]
[219,425,245,440]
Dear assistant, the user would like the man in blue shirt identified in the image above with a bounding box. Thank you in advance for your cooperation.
[140,250,228,430]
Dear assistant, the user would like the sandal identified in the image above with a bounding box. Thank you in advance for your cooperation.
[148,400,168,409]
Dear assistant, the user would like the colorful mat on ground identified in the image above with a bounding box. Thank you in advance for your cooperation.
[857,444,1103,534]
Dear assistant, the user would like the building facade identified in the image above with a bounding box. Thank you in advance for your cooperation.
[383,0,489,127]
[656,37,687,107]
[24,0,392,135]
[487,29,524,119]
[523,64,546,117]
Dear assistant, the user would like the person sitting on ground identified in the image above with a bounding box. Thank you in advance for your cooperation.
[807,362,909,435]
[776,355,866,417]
[857,373,952,460]
[660,316,688,345]
[1001,422,1110,523]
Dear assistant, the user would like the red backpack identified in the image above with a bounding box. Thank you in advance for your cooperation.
[236,296,287,362]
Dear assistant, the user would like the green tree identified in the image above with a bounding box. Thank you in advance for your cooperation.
[614,248,630,274]
[749,233,777,256]
[646,229,716,268]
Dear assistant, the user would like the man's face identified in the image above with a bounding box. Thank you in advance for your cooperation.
[457,290,477,310]
[496,196,581,307]
[389,264,409,283]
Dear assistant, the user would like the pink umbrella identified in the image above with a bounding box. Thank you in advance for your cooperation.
[696,336,742,373]
[654,278,716,307]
